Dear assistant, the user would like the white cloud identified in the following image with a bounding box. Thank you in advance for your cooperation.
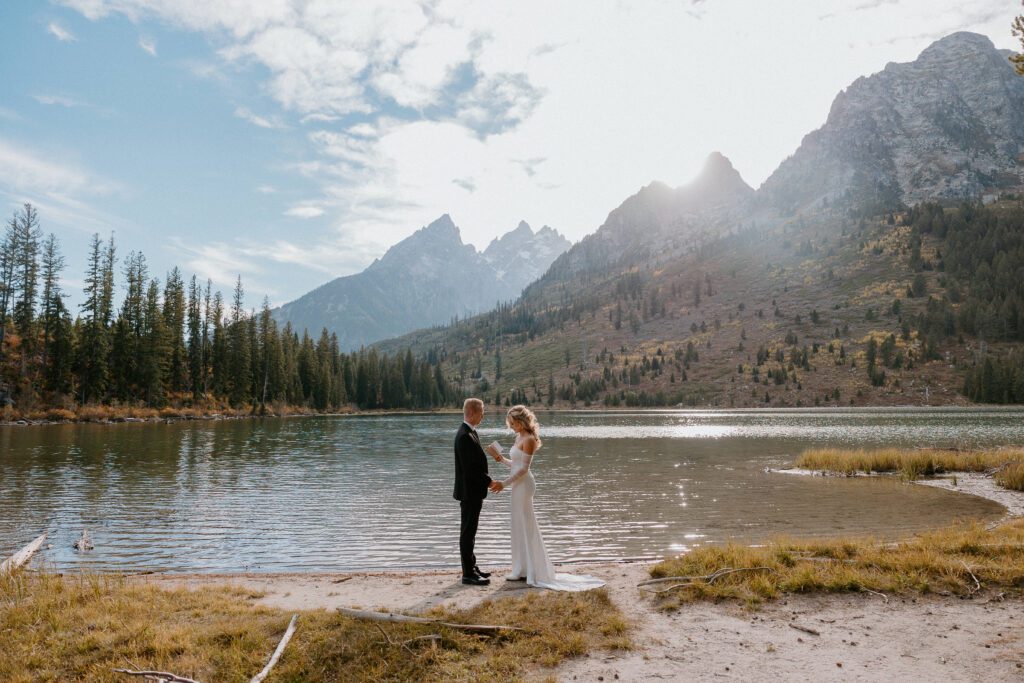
[139,36,157,55]
[59,0,1024,280]
[256,184,276,193]
[47,21,76,41]
[234,105,285,129]
[168,237,272,295]
[0,138,123,234]
[284,205,325,218]
[32,93,89,108]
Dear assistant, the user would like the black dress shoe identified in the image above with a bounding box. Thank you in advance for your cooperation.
[473,566,492,578]
[462,574,490,586]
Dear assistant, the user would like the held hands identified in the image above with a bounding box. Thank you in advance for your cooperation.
[489,480,505,493]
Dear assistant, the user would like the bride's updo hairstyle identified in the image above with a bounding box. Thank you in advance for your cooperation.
[506,404,542,448]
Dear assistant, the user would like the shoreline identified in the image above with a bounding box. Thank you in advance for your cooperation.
[3,402,1022,428]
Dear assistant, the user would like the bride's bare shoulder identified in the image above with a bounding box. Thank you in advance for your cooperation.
[521,435,539,454]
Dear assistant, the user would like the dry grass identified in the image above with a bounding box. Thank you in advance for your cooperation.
[995,462,1024,492]
[0,571,628,682]
[648,519,1024,610]
[794,447,1024,480]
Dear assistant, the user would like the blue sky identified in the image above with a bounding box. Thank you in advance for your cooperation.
[0,0,1019,310]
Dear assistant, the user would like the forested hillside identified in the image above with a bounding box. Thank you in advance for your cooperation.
[379,199,1024,409]
[0,204,455,421]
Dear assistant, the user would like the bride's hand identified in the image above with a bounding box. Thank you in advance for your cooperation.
[486,444,502,461]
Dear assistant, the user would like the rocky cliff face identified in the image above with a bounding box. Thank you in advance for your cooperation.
[483,221,572,294]
[760,32,1024,213]
[529,151,755,292]
[272,215,569,349]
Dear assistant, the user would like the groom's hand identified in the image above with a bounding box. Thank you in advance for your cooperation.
[489,481,504,493]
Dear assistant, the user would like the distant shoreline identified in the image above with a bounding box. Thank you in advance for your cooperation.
[3,402,1023,428]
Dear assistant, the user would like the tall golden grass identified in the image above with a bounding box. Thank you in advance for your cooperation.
[649,519,1024,610]
[795,447,1024,483]
[0,571,628,682]
[995,462,1024,492]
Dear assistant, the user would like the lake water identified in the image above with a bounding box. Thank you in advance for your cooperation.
[1,408,1021,573]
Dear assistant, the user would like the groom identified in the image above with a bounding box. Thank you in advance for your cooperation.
[453,397,493,586]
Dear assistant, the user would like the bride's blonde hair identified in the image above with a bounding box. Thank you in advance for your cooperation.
[506,404,542,448]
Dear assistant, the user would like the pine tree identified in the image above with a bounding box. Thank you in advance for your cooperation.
[227,275,251,406]
[0,215,17,364]
[140,278,169,405]
[210,291,228,397]
[10,204,42,381]
[77,233,116,403]
[39,234,67,393]
[162,267,186,394]
[186,275,204,399]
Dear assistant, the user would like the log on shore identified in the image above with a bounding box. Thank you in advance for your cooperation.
[249,614,298,683]
[1,532,47,574]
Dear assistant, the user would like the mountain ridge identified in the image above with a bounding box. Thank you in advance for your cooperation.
[271,216,570,350]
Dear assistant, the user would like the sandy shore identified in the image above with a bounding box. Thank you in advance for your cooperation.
[142,559,1023,682]
[139,474,1024,681]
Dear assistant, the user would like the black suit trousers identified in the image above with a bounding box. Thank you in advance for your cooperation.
[459,497,483,576]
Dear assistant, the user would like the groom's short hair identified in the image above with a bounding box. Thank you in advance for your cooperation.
[463,398,483,416]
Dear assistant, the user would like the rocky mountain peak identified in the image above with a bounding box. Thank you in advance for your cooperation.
[274,214,570,350]
[759,30,1024,213]
[688,151,754,200]
[917,31,995,61]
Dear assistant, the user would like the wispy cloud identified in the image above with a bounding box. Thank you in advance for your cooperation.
[234,106,285,129]
[32,93,90,108]
[47,21,76,42]
[167,237,270,296]
[255,185,276,194]
[138,36,157,56]
[0,137,124,234]
[284,205,324,218]
[452,177,476,192]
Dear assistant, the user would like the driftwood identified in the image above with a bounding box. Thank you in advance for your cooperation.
[249,614,298,683]
[112,669,199,683]
[74,529,93,552]
[862,588,890,604]
[1,532,47,574]
[638,567,776,594]
[788,623,820,636]
[961,561,982,594]
[337,607,527,634]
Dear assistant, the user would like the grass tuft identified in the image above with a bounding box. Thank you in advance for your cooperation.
[995,461,1024,491]
[648,519,1024,610]
[0,572,628,682]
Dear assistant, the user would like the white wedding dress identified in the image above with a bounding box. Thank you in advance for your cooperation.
[497,443,605,592]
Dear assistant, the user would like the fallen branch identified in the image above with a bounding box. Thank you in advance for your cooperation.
[249,614,298,683]
[337,607,527,634]
[960,561,981,594]
[112,669,199,683]
[862,588,889,604]
[638,566,776,593]
[1,533,47,574]
[788,623,820,636]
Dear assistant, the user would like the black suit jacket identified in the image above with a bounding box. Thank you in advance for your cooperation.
[453,422,492,501]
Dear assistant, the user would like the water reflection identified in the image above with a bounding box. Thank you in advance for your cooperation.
[1,409,1020,573]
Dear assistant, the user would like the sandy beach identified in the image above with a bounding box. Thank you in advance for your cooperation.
[139,472,1024,682]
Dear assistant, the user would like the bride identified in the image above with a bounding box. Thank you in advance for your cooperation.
[486,405,604,592]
